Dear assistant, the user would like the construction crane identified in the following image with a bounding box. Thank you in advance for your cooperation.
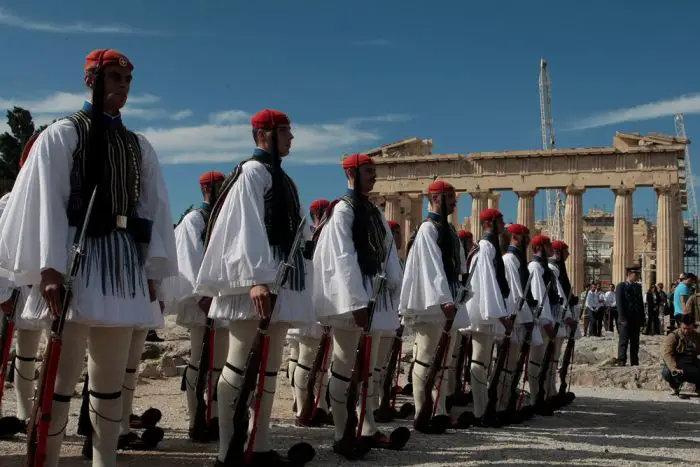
[539,58,564,239]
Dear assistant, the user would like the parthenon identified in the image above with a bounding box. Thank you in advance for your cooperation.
[366,132,690,293]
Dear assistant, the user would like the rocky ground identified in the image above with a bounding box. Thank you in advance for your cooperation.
[1,318,699,466]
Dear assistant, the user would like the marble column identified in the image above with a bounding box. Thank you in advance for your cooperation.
[516,191,537,260]
[384,195,400,222]
[487,191,501,210]
[655,185,676,289]
[405,194,423,253]
[564,186,585,294]
[470,191,487,241]
[611,187,634,284]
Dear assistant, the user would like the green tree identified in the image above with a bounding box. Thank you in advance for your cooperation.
[0,107,38,182]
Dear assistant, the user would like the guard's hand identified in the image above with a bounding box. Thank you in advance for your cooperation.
[147,279,158,302]
[40,268,64,319]
[441,303,456,321]
[352,308,369,329]
[0,299,13,316]
[198,296,212,313]
[249,285,271,319]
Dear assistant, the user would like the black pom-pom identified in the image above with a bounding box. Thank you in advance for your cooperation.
[397,402,415,419]
[389,426,411,448]
[141,426,165,447]
[288,442,315,465]
[0,416,23,439]
[140,408,162,427]
[401,383,413,396]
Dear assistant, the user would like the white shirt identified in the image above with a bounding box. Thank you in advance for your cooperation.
[585,290,600,310]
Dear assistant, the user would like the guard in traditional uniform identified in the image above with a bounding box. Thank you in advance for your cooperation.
[0,49,177,467]
[464,208,512,427]
[0,155,49,440]
[289,199,333,427]
[498,223,541,420]
[168,171,230,442]
[312,153,410,460]
[526,235,559,414]
[548,240,578,408]
[399,180,471,433]
[196,109,316,466]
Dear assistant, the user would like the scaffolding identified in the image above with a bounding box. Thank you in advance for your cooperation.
[685,218,699,275]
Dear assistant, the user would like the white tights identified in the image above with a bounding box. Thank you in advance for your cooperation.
[293,336,330,417]
[216,321,288,462]
[45,322,133,467]
[411,324,459,419]
[12,329,43,420]
[184,325,229,428]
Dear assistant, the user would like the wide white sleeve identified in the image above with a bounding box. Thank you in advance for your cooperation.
[136,135,177,280]
[503,253,532,321]
[399,222,454,316]
[466,241,509,322]
[169,210,206,301]
[528,262,554,325]
[196,161,277,296]
[0,121,73,285]
[312,201,369,317]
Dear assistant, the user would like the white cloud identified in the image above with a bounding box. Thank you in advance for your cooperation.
[567,93,700,131]
[141,111,408,165]
[0,8,162,35]
[0,91,191,125]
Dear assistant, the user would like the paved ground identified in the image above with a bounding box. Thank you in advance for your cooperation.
[2,375,700,466]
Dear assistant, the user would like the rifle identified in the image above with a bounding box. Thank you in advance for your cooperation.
[223,218,307,465]
[535,287,573,411]
[484,272,534,419]
[340,233,395,444]
[26,187,98,467]
[377,324,404,418]
[505,277,553,416]
[557,320,577,398]
[414,256,478,431]
[0,289,21,407]
[297,327,331,425]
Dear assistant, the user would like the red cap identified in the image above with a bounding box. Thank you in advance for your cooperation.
[251,109,290,130]
[551,240,569,251]
[342,153,374,170]
[387,220,400,231]
[309,199,330,213]
[199,171,225,186]
[85,49,133,72]
[507,224,529,236]
[427,180,455,194]
[458,229,472,239]
[479,208,502,221]
[531,234,551,249]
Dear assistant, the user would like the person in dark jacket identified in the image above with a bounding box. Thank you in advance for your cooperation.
[615,266,645,366]
[645,284,660,335]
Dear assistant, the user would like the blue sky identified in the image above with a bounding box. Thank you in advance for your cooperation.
[0,1,698,225]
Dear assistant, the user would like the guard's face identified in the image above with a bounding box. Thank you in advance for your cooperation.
[101,65,132,110]
[544,242,553,257]
[431,191,456,214]
[275,125,294,156]
[680,322,694,336]
[356,165,376,192]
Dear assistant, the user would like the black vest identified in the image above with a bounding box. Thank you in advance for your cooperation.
[484,231,510,299]
[205,151,305,291]
[534,254,559,306]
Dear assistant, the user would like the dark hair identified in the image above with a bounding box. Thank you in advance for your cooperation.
[681,313,695,326]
